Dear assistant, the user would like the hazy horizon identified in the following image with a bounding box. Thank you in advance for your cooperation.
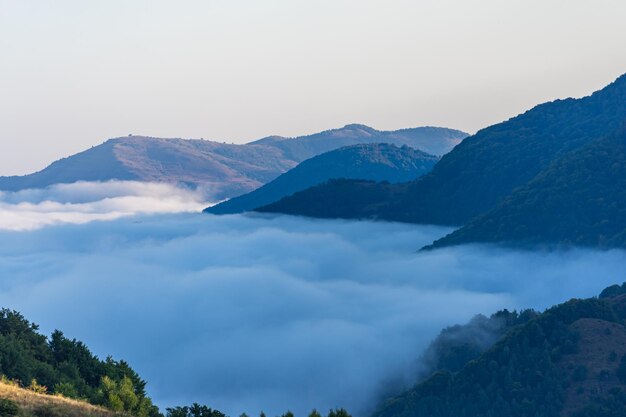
[2,0,626,175]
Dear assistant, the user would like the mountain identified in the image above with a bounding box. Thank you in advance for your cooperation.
[205,143,438,215]
[0,137,295,201]
[429,128,626,249]
[372,284,626,417]
[0,126,467,201]
[249,125,467,161]
[415,309,538,379]
[260,75,626,227]
[257,178,403,219]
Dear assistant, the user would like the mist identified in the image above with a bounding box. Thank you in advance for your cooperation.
[0,181,209,231]
[1,183,625,416]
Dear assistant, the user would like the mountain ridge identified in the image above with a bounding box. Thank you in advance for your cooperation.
[428,126,626,249]
[0,125,467,201]
[206,143,438,215]
[259,74,626,233]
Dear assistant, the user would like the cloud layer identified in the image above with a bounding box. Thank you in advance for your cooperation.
[0,181,209,230]
[1,183,626,417]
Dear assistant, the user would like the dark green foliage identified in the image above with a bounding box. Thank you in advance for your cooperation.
[616,355,626,383]
[432,127,626,249]
[372,293,623,417]
[257,179,400,219]
[419,309,537,376]
[600,283,626,299]
[326,409,351,417]
[166,407,188,417]
[0,308,161,417]
[166,403,227,417]
[259,75,626,229]
[98,374,159,417]
[206,143,438,215]
[573,365,588,381]
[573,388,626,417]
[166,407,347,417]
[0,398,18,417]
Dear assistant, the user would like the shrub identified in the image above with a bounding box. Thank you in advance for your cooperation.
[0,398,19,417]
[53,381,79,399]
[29,379,48,394]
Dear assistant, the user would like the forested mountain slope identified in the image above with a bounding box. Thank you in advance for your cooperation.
[430,128,626,249]
[261,75,626,227]
[207,143,438,215]
[372,284,626,417]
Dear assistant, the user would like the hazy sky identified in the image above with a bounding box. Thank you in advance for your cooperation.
[2,0,626,175]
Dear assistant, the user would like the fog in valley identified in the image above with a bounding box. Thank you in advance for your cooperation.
[0,182,624,416]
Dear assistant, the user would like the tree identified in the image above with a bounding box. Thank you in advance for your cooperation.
[327,409,351,417]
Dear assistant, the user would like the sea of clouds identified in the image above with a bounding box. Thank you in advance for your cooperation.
[1,182,626,417]
[0,181,208,231]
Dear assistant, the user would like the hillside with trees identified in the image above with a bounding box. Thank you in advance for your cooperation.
[257,179,403,219]
[429,128,626,249]
[260,74,626,230]
[0,380,124,417]
[372,284,626,417]
[207,143,437,215]
[0,308,354,417]
[7,282,626,417]
[0,308,160,417]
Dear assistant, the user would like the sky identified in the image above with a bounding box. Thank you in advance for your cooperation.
[1,184,626,416]
[2,0,626,175]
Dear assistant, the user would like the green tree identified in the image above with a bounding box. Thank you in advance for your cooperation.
[327,409,351,417]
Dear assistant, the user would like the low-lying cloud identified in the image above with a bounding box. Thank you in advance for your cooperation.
[0,181,209,231]
[1,183,625,417]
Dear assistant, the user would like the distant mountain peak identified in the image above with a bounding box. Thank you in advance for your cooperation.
[340,123,377,132]
[247,135,289,145]
[0,125,465,202]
